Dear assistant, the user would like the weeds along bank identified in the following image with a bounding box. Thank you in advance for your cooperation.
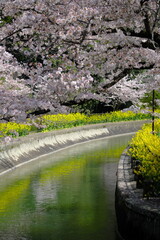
[0,111,151,141]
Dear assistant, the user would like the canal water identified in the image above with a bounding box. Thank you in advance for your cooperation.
[0,134,133,240]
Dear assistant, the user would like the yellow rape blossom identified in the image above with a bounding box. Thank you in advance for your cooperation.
[0,122,32,137]
[0,110,151,138]
[129,119,160,182]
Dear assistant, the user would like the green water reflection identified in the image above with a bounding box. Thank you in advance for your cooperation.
[0,134,133,240]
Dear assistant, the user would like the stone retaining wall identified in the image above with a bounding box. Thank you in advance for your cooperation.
[0,120,147,175]
[115,148,160,240]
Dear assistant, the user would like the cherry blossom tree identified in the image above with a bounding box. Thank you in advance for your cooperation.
[0,0,160,121]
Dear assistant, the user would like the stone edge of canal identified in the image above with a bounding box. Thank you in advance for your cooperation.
[115,147,160,240]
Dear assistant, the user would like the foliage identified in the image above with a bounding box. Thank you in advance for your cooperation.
[140,90,160,109]
[129,119,160,196]
[72,99,101,114]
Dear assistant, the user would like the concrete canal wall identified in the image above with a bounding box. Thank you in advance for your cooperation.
[115,148,160,240]
[0,120,147,175]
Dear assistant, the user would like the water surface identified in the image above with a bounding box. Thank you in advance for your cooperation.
[0,134,133,240]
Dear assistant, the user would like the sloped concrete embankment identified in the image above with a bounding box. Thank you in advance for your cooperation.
[115,149,160,240]
[0,120,147,175]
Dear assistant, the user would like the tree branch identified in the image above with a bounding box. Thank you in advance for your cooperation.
[0,27,30,43]
[101,64,155,90]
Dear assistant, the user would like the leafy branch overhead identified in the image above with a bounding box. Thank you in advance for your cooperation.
[0,0,160,121]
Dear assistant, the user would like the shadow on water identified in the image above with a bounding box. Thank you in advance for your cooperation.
[0,134,133,240]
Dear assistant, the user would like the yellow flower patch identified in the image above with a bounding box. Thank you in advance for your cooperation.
[129,119,160,182]
[0,122,32,137]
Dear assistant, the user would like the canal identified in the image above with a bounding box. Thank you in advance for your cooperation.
[0,134,133,240]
